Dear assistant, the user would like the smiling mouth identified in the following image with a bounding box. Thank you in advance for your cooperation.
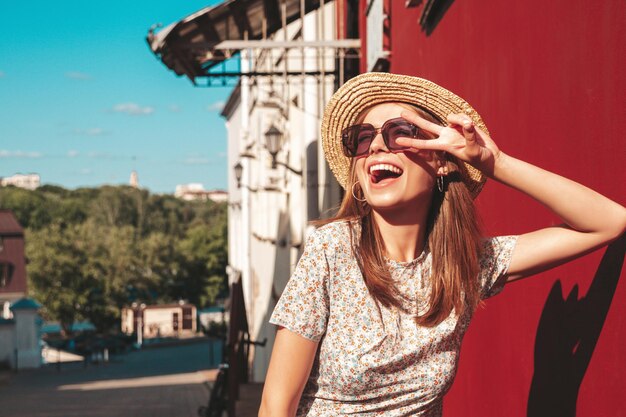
[369,163,403,184]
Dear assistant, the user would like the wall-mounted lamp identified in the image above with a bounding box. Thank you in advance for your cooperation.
[234,161,269,192]
[234,161,243,188]
[264,125,303,176]
[265,125,282,169]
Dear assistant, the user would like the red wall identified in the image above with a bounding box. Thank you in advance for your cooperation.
[377,1,625,416]
[0,236,27,296]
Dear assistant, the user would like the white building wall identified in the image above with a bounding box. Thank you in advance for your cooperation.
[13,309,41,369]
[0,325,15,367]
[223,2,342,382]
[144,308,176,337]
[0,173,40,190]
[225,98,244,288]
[121,308,134,334]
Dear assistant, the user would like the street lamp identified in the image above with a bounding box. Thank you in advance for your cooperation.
[233,161,261,192]
[265,124,282,169]
[264,124,302,175]
[234,161,243,188]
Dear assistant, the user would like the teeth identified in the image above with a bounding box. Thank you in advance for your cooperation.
[369,164,403,175]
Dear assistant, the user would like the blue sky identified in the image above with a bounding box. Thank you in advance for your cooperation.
[0,0,233,193]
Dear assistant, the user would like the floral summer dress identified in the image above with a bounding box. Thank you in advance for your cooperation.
[270,221,517,416]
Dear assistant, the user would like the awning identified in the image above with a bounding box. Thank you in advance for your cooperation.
[147,0,327,83]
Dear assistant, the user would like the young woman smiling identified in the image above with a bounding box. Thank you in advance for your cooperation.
[258,72,626,417]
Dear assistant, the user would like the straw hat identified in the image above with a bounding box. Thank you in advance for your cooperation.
[321,72,488,198]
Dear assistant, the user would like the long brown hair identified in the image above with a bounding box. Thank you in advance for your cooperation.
[319,104,484,326]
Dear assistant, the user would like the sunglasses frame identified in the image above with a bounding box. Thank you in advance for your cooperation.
[341,117,421,158]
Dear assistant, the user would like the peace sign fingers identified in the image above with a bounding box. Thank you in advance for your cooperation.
[400,111,444,137]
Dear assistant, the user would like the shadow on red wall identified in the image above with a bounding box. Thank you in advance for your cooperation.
[528,235,625,417]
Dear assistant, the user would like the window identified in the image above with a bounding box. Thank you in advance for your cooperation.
[0,262,14,288]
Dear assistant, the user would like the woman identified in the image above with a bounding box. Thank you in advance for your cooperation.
[258,72,626,416]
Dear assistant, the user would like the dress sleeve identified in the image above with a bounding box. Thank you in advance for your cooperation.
[269,227,331,342]
[478,235,518,299]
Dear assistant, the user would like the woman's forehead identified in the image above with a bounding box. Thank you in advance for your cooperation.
[361,102,413,122]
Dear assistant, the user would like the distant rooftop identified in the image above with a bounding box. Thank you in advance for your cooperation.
[10,298,41,310]
[0,210,24,237]
[175,184,228,202]
[0,173,40,190]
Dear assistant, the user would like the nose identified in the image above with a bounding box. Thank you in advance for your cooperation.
[368,130,388,154]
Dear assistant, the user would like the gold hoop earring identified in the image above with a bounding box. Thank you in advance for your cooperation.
[351,182,367,202]
[437,176,445,193]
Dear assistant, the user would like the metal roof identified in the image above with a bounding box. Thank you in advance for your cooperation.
[0,210,24,237]
[10,298,41,310]
[147,0,326,83]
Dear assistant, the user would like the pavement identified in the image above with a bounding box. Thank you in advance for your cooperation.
[236,383,263,417]
[0,338,220,417]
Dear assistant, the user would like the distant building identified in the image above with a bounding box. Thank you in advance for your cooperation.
[0,298,42,369]
[129,170,139,188]
[0,211,41,369]
[0,210,28,316]
[0,173,40,190]
[175,183,228,203]
[205,190,228,203]
[121,303,197,339]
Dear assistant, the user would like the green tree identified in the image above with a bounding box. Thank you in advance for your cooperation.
[0,186,51,229]
[175,219,228,307]
[26,223,93,332]
[2,184,229,333]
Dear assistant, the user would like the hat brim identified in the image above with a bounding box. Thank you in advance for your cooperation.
[321,72,487,199]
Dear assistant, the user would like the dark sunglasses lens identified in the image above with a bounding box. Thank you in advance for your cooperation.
[385,120,418,150]
[342,125,374,157]
[355,128,375,156]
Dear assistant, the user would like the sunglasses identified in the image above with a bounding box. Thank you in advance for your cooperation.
[341,117,423,158]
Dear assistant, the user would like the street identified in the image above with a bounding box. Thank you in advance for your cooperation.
[0,339,218,417]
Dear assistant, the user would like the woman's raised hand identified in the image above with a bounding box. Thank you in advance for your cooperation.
[397,111,501,176]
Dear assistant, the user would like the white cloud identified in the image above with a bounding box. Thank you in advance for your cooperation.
[0,71,5,78]
[73,127,108,136]
[79,168,93,175]
[86,128,105,136]
[87,151,112,159]
[169,104,181,113]
[112,103,154,116]
[183,157,211,165]
[67,150,79,158]
[85,152,125,160]
[0,150,43,158]
[207,101,225,112]
[65,71,91,80]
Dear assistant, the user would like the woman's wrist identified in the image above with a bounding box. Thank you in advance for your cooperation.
[488,150,511,181]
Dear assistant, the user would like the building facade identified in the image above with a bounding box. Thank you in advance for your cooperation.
[121,303,197,340]
[0,173,40,190]
[220,1,349,381]
[149,0,360,383]
[0,210,28,316]
[175,183,228,203]
[0,211,41,369]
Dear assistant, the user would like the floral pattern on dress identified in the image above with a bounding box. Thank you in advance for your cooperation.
[270,221,517,417]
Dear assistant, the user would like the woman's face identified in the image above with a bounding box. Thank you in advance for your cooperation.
[353,102,440,214]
